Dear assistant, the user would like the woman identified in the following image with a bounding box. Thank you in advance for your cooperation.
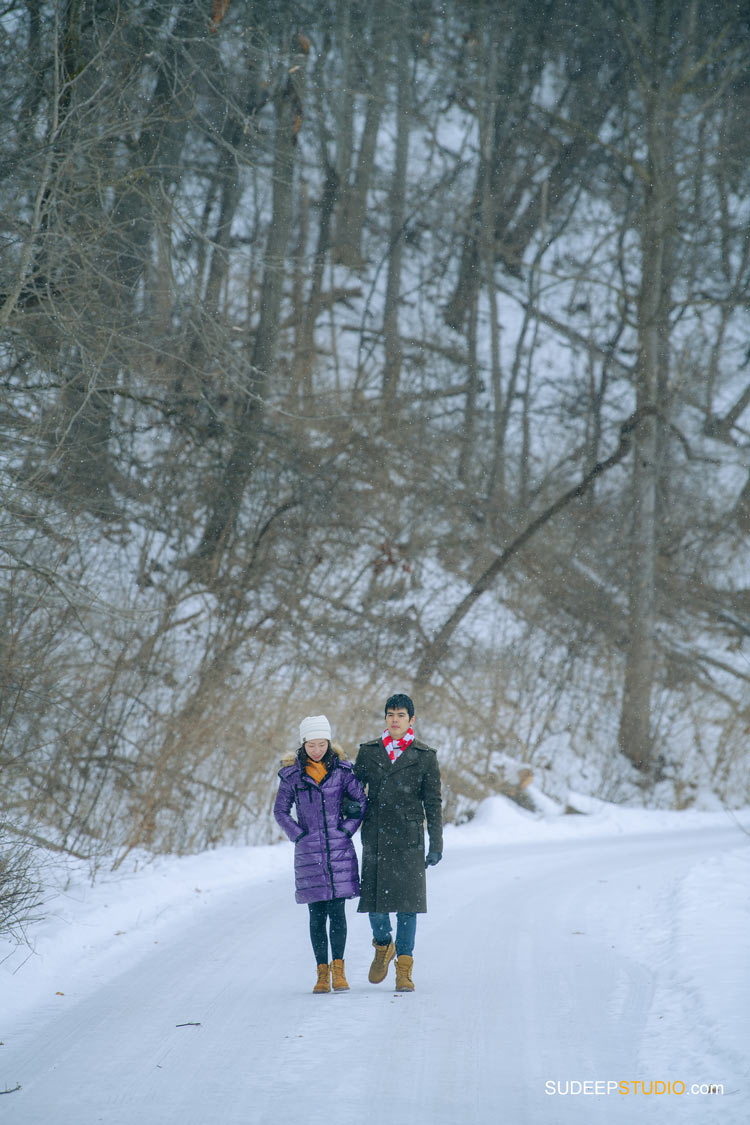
[274,714,366,993]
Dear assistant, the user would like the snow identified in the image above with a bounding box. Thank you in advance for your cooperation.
[1,802,748,1123]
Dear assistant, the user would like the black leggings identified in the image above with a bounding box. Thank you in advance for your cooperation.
[308,898,347,965]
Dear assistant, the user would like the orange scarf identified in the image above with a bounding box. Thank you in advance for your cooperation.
[305,759,327,785]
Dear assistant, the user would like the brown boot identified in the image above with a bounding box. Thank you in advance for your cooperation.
[330,958,349,991]
[395,955,414,992]
[368,939,396,983]
[313,964,330,993]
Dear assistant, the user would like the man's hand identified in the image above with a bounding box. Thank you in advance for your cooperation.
[425,850,442,868]
[341,799,362,818]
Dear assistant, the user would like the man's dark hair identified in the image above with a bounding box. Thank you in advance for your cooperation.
[384,693,415,719]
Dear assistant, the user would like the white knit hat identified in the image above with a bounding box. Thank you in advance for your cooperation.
[299,714,331,743]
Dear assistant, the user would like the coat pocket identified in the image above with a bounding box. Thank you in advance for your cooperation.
[406,819,424,849]
[361,818,377,850]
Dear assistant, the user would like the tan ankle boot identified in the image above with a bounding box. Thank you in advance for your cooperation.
[368,939,396,983]
[313,963,330,993]
[395,954,414,992]
[330,958,349,991]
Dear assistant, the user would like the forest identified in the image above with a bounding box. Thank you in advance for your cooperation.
[2,0,749,896]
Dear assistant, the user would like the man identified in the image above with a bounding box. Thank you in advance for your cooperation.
[353,693,442,992]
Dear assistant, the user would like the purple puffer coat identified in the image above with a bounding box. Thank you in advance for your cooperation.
[274,749,366,904]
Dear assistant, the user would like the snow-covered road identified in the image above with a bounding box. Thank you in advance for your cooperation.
[1,811,747,1124]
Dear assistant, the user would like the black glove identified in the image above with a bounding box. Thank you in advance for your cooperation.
[425,850,442,868]
[341,799,362,819]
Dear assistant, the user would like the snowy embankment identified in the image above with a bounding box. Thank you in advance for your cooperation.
[1,801,748,1124]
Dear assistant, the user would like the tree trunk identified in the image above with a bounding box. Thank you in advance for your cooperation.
[293,161,339,397]
[190,54,306,576]
[48,0,209,513]
[617,20,675,772]
[382,22,410,414]
[457,289,479,483]
[333,10,388,268]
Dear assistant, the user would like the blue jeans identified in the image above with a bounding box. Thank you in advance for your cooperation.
[369,911,417,956]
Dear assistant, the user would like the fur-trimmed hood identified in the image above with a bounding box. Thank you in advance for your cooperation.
[279,741,347,768]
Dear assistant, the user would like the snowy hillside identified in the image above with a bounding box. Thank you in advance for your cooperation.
[4,1,750,870]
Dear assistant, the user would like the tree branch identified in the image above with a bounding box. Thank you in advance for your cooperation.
[414,407,657,690]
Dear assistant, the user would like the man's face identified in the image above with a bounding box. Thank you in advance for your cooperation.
[385,707,413,740]
[305,738,328,761]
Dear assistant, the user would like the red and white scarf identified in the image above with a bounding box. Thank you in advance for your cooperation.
[382,727,414,762]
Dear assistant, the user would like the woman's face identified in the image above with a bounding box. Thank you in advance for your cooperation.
[305,738,328,761]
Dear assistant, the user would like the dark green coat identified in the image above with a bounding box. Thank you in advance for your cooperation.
[354,737,443,914]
